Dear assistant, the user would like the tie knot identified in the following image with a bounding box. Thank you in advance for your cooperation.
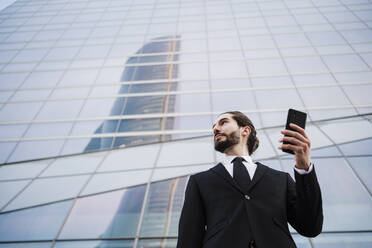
[232,157,246,164]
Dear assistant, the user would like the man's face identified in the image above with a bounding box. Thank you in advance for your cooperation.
[213,113,241,153]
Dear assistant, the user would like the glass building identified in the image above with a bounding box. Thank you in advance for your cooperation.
[0,0,371,247]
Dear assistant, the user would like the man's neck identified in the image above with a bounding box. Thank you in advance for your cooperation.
[224,144,249,157]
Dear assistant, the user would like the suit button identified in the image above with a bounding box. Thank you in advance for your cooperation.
[244,195,250,200]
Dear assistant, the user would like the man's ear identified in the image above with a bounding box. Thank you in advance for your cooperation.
[242,126,251,137]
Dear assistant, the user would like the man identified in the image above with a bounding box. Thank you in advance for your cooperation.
[177,111,323,248]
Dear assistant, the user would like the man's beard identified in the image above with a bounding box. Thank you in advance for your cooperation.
[214,130,240,153]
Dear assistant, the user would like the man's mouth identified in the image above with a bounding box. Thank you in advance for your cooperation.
[215,134,225,139]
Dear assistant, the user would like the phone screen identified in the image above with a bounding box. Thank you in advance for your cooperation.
[282,109,307,154]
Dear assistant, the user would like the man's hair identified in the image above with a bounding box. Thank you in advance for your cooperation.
[222,111,259,155]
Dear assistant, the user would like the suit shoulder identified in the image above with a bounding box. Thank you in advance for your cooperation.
[257,162,289,177]
[189,164,220,181]
[189,167,213,179]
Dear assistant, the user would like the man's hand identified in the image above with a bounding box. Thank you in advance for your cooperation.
[278,123,311,170]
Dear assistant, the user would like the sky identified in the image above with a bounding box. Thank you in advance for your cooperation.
[0,0,17,12]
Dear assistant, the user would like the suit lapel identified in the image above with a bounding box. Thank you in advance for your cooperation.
[210,163,245,194]
[247,162,268,192]
[211,162,269,194]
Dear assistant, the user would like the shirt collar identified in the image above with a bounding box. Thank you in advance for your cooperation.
[224,154,254,165]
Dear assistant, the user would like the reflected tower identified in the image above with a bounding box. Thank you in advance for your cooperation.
[93,178,188,248]
[86,37,182,248]
[85,36,181,152]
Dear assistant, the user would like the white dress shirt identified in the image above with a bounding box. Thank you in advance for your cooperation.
[222,155,257,179]
[221,154,313,180]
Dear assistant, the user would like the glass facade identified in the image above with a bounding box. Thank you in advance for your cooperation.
[0,0,371,247]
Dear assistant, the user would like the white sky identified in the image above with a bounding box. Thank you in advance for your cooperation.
[0,0,18,12]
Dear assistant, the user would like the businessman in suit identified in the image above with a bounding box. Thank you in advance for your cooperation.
[177,111,323,248]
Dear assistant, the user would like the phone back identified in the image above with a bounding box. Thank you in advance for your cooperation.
[283,109,307,154]
[285,109,307,131]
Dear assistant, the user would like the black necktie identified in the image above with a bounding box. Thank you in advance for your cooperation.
[233,157,251,191]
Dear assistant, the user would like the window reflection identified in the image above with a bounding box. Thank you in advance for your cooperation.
[0,243,51,248]
[140,177,187,237]
[136,238,177,248]
[341,29,372,43]
[4,175,89,211]
[35,100,84,120]
[0,159,51,180]
[274,33,310,47]
[98,144,159,172]
[294,13,328,25]
[25,122,73,138]
[21,71,64,89]
[348,157,372,193]
[247,58,288,76]
[322,54,369,72]
[256,111,285,128]
[82,169,151,196]
[0,124,28,139]
[157,138,214,167]
[12,48,48,63]
[312,232,372,248]
[3,61,37,72]
[298,87,350,108]
[210,60,247,78]
[5,31,35,42]
[61,138,94,155]
[339,139,372,156]
[343,85,372,106]
[0,180,30,209]
[0,200,72,241]
[266,15,297,27]
[54,240,134,248]
[77,45,111,59]
[60,185,146,239]
[0,72,28,90]
[241,35,275,49]
[307,31,345,46]
[317,118,372,144]
[255,88,303,109]
[0,142,17,164]
[7,140,66,163]
[113,118,163,147]
[308,109,357,121]
[212,91,256,113]
[292,73,335,86]
[45,46,80,60]
[85,36,181,153]
[41,152,105,177]
[32,29,63,41]
[169,115,212,139]
[285,56,328,74]
[0,102,43,122]
[12,89,52,101]
[310,146,341,157]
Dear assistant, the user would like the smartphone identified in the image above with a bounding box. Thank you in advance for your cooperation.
[282,109,307,154]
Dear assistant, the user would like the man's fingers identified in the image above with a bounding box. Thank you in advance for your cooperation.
[281,129,309,145]
[289,123,308,139]
[279,137,310,152]
[280,136,304,146]
[278,144,301,153]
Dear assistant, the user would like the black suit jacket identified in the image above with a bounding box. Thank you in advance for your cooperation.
[177,162,323,248]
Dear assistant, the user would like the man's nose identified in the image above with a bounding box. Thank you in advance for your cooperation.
[213,126,220,135]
